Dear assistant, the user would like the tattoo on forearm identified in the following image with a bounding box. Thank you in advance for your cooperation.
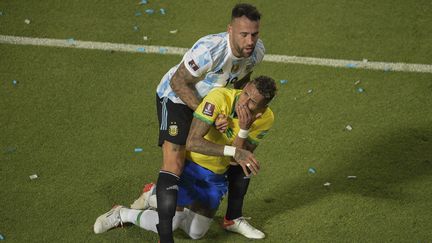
[170,63,201,110]
[188,119,224,156]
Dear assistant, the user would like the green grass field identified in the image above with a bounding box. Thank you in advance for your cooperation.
[1,0,432,242]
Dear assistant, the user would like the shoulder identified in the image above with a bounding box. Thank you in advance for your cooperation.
[205,87,236,104]
[191,32,227,54]
[255,107,274,129]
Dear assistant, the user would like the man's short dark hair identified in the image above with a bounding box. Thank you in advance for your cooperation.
[251,76,277,105]
[231,3,261,21]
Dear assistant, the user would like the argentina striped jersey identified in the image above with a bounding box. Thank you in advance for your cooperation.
[156,32,265,104]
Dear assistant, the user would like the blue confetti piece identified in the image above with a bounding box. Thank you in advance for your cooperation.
[160,8,166,15]
[67,38,75,44]
[346,63,357,68]
[139,0,148,4]
[356,87,365,93]
[135,11,142,16]
[12,80,18,85]
[133,25,139,31]
[308,167,316,174]
[159,47,168,54]
[0,233,4,240]
[0,11,3,16]
[137,47,145,52]
[134,147,143,152]
[279,79,288,84]
[145,9,154,14]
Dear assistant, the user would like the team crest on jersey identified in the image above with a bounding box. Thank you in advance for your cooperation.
[188,60,199,71]
[169,123,178,136]
[203,102,215,116]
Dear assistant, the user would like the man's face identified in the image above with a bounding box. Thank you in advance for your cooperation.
[236,83,266,114]
[228,16,260,58]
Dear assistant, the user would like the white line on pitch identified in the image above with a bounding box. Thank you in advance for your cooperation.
[1,35,431,73]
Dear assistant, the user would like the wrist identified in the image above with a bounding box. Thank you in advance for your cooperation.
[237,129,249,139]
[223,146,236,157]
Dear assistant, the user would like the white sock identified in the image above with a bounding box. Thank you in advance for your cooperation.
[119,208,186,233]
[179,208,213,239]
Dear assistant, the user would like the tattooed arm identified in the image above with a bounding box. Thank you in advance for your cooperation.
[170,62,202,110]
[186,118,224,156]
[186,118,260,175]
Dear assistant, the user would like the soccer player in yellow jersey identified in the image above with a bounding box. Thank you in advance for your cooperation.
[94,76,276,240]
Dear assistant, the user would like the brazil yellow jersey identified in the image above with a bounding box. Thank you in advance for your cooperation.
[187,87,274,174]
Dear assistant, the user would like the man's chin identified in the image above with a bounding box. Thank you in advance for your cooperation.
[242,49,253,57]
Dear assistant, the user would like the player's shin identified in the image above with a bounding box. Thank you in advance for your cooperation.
[225,165,250,220]
[156,170,180,243]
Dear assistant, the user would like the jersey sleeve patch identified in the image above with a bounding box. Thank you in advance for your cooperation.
[202,102,215,116]
[183,42,213,77]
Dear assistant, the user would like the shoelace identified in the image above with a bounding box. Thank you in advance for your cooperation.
[236,217,256,232]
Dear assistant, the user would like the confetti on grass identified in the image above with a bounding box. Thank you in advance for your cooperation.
[145,9,154,14]
[279,79,288,84]
[134,147,143,152]
[159,47,168,54]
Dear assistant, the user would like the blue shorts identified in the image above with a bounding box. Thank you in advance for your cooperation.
[177,160,228,210]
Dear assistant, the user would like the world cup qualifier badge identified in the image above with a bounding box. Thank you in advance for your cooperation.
[169,123,178,136]
[203,102,215,116]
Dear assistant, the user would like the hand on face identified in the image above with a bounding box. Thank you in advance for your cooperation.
[236,104,262,130]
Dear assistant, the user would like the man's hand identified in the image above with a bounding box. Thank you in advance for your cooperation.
[215,114,229,133]
[233,148,260,176]
[236,104,262,130]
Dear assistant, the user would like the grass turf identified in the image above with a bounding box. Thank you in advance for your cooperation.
[1,44,431,242]
[1,0,432,242]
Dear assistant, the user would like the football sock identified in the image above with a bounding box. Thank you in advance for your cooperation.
[225,165,250,220]
[179,208,212,240]
[120,208,186,234]
[156,170,180,243]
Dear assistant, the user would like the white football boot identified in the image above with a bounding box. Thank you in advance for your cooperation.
[223,216,265,239]
[130,182,157,210]
[93,205,124,234]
